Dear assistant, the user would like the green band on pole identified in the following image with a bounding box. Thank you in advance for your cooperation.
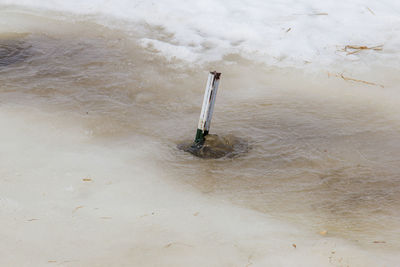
[194,128,204,144]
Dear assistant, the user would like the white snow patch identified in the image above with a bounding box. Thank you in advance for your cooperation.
[1,0,400,69]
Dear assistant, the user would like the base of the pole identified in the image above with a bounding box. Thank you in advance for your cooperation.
[194,128,205,144]
[178,134,249,159]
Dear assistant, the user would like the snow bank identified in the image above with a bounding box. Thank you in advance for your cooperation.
[1,0,400,69]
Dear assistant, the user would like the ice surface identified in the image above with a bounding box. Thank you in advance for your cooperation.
[1,106,398,267]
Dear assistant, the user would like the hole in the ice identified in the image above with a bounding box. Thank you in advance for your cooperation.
[177,134,250,159]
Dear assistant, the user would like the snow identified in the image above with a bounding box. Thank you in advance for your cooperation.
[1,0,400,69]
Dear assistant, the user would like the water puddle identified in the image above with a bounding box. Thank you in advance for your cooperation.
[178,134,249,159]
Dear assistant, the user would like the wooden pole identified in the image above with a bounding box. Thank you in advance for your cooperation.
[194,71,221,144]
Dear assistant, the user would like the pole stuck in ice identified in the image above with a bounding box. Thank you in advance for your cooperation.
[194,71,221,144]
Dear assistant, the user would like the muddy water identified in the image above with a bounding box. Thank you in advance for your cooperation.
[1,10,400,264]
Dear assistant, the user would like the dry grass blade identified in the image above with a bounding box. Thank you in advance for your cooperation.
[73,206,84,213]
[366,7,375,15]
[164,242,193,248]
[328,72,384,88]
[310,12,328,16]
[340,73,384,88]
[344,45,383,55]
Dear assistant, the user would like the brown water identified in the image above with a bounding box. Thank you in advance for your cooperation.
[1,10,400,266]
